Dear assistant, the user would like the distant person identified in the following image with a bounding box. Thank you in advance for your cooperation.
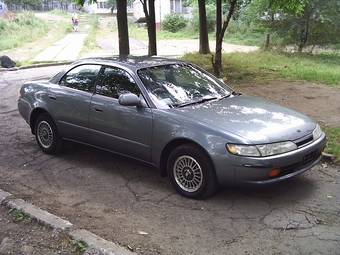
[72,12,79,32]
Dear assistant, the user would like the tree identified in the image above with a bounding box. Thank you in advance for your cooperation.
[255,0,340,52]
[213,0,237,76]
[116,0,130,54]
[198,0,210,54]
[212,0,308,76]
[140,0,157,56]
[74,0,130,55]
[4,0,42,7]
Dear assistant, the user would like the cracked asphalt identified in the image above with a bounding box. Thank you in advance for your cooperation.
[0,66,339,254]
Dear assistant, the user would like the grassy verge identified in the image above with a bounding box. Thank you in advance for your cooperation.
[182,51,340,86]
[0,10,72,65]
[322,127,340,162]
[0,11,51,50]
[82,14,100,52]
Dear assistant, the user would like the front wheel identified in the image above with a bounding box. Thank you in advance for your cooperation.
[167,144,218,199]
[34,113,63,154]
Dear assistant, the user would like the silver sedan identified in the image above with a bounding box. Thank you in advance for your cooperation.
[18,56,326,199]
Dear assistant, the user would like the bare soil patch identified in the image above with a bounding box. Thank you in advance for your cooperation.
[233,81,340,128]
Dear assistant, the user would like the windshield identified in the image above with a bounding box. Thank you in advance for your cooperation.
[137,63,232,108]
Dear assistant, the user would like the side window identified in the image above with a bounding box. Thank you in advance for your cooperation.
[60,65,101,93]
[96,66,141,99]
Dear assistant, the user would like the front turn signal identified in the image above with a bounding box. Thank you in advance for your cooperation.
[269,168,281,178]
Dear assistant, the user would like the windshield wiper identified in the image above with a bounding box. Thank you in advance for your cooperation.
[177,97,218,108]
[217,93,231,101]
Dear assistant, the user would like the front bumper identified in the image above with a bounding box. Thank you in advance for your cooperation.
[232,133,327,187]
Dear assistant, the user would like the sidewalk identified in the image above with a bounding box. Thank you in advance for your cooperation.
[28,15,259,63]
[32,33,88,62]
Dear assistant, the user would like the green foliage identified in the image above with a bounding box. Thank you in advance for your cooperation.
[0,11,50,51]
[182,51,340,86]
[251,0,340,51]
[50,9,69,16]
[8,209,32,223]
[323,126,340,162]
[83,15,99,50]
[162,13,187,33]
[69,240,88,252]
[4,0,42,6]
[257,0,306,14]
[188,4,216,33]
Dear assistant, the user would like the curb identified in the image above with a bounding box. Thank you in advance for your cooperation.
[0,189,136,255]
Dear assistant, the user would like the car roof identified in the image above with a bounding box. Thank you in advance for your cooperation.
[71,55,188,71]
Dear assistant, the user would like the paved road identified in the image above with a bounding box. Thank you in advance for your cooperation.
[0,67,339,254]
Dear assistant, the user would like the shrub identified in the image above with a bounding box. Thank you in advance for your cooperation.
[162,13,187,33]
[188,4,216,33]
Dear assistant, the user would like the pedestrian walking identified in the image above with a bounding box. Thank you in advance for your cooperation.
[72,12,79,32]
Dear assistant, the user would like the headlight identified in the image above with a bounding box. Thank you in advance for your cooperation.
[227,141,297,157]
[226,144,261,157]
[313,124,323,141]
[256,141,297,156]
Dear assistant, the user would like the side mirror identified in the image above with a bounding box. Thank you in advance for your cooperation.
[118,93,147,107]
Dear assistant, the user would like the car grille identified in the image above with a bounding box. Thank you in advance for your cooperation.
[302,150,319,166]
[294,134,314,148]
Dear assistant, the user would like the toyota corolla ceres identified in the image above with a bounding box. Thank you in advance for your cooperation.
[18,56,326,199]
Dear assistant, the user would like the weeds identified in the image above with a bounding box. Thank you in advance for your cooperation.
[323,126,340,162]
[8,209,32,223]
[0,11,51,51]
[182,50,340,86]
[82,14,100,51]
[69,239,88,252]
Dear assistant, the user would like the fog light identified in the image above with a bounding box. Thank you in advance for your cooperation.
[269,168,281,177]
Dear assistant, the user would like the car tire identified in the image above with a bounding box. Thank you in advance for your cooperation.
[34,113,63,154]
[167,143,218,199]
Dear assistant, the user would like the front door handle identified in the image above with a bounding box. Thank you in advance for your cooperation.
[93,106,103,113]
[49,94,57,100]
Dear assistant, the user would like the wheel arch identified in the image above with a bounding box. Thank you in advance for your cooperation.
[159,138,214,177]
[29,108,50,135]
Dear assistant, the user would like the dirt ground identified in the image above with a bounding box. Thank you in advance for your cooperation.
[234,81,340,128]
[1,13,340,255]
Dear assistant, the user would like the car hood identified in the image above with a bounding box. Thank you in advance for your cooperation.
[174,94,316,144]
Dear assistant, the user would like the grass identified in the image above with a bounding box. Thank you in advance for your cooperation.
[8,209,32,223]
[182,50,340,87]
[82,14,100,52]
[322,127,340,162]
[0,10,72,66]
[0,11,51,50]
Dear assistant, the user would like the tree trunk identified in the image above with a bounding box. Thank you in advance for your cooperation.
[141,0,157,56]
[214,0,222,76]
[214,0,237,76]
[198,0,210,54]
[298,16,309,52]
[117,0,130,55]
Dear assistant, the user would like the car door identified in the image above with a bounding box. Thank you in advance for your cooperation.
[48,64,101,143]
[89,66,153,162]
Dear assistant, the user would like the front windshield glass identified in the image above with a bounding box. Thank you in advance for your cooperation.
[137,63,232,108]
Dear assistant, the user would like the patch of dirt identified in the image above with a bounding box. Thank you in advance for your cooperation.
[233,81,340,128]
[0,205,82,254]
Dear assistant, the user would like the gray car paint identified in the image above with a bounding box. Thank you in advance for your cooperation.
[18,56,327,189]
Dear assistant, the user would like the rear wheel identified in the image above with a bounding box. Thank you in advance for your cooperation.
[34,113,63,154]
[167,144,218,199]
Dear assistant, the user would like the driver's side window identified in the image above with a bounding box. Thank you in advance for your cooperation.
[96,66,140,99]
